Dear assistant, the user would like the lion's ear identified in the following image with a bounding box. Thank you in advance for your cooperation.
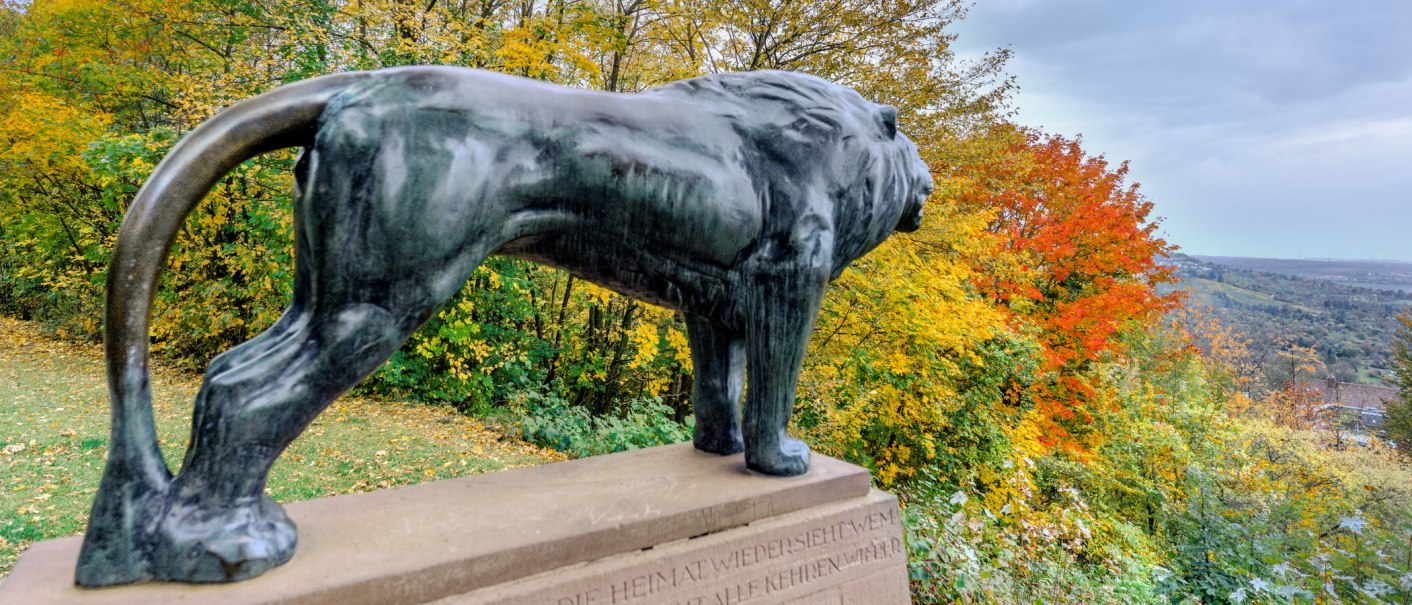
[876,105,898,139]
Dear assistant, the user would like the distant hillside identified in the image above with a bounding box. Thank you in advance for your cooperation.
[1165,255,1412,386]
[1189,255,1412,292]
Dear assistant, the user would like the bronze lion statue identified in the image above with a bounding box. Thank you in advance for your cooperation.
[77,66,931,586]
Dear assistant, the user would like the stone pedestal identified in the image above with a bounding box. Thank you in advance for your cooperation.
[1,442,908,604]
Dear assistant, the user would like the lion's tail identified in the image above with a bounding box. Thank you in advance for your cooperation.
[77,71,369,586]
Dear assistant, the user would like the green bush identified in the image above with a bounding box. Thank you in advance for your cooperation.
[904,486,1164,605]
[504,392,692,458]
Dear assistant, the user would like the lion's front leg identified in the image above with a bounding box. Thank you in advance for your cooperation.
[685,315,746,455]
[741,260,828,477]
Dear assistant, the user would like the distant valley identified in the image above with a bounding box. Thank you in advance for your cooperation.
[1190,255,1412,293]
[1165,255,1412,386]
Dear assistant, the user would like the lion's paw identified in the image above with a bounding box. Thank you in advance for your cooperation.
[694,426,745,456]
[746,436,810,477]
[151,494,296,583]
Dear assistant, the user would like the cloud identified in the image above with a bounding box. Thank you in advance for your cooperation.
[952,0,1412,260]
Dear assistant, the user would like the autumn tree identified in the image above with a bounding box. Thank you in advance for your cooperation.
[0,0,192,333]
[1247,341,1339,437]
[800,199,1039,490]
[951,124,1180,452]
[1168,306,1260,411]
[0,0,339,358]
[1387,315,1412,455]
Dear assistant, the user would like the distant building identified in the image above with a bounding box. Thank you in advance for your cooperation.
[1303,377,1398,430]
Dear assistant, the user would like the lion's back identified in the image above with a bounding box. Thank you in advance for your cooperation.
[320,67,768,269]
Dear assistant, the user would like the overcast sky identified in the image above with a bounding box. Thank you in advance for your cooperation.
[950,0,1412,262]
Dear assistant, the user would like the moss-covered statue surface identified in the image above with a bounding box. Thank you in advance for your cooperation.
[78,66,932,586]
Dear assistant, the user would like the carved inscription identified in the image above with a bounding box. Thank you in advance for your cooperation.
[707,536,902,605]
[553,505,901,605]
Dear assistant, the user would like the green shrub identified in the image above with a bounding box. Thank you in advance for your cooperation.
[904,486,1164,605]
[504,392,692,458]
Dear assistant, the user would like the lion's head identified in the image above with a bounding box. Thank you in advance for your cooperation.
[656,71,932,277]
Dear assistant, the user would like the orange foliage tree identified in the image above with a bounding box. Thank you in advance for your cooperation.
[954,125,1181,452]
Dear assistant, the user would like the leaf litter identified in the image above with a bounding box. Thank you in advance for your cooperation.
[0,316,564,577]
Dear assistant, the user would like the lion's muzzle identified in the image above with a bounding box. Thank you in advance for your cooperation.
[895,169,932,233]
[895,206,923,233]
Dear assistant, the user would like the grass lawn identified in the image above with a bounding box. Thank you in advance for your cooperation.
[0,316,564,578]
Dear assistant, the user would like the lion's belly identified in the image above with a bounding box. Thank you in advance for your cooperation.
[502,230,738,319]
[489,129,761,318]
[491,128,763,270]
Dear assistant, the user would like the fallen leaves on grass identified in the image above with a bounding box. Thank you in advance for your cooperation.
[0,316,564,577]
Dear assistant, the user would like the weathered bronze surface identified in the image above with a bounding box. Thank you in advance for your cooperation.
[77,66,931,587]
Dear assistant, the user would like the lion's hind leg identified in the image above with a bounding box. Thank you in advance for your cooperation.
[145,143,487,582]
[685,315,745,455]
[148,296,419,582]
